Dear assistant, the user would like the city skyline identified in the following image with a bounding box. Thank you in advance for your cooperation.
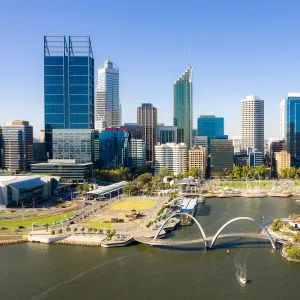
[2,1,300,138]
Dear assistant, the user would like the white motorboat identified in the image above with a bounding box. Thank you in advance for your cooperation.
[239,275,247,284]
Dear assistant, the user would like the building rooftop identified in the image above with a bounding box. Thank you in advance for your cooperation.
[32,159,92,166]
[0,175,54,187]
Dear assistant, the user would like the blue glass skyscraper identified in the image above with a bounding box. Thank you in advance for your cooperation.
[197,115,224,138]
[44,36,94,158]
[285,93,300,165]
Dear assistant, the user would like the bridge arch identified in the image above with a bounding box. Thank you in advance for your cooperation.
[154,213,208,247]
[210,217,276,249]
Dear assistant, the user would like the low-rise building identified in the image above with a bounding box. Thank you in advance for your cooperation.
[0,175,59,207]
[155,143,188,175]
[188,146,206,178]
[249,151,264,167]
[275,151,291,176]
[31,159,93,183]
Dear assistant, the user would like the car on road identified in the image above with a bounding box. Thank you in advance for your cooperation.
[12,229,21,233]
[52,221,58,225]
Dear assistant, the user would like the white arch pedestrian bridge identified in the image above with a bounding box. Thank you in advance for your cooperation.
[134,213,276,250]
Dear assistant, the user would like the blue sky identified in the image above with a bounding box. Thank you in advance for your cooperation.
[1,0,300,138]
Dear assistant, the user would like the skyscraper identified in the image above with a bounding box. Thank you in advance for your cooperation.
[174,65,193,148]
[129,139,146,168]
[241,95,264,153]
[44,36,94,158]
[1,120,33,173]
[280,99,286,139]
[155,143,188,175]
[285,93,300,165]
[52,129,99,166]
[197,115,224,137]
[137,103,157,165]
[95,59,120,130]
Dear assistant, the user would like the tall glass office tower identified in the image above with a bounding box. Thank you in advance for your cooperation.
[285,93,300,165]
[173,65,193,149]
[95,59,120,130]
[44,36,94,158]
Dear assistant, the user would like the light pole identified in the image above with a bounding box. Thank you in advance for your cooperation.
[31,222,36,235]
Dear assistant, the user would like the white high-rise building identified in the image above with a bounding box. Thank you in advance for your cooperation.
[95,59,120,131]
[280,99,286,139]
[231,136,242,153]
[155,143,188,175]
[241,95,264,153]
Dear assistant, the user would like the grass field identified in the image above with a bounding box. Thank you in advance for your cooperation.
[83,220,113,229]
[0,211,76,231]
[108,200,156,211]
[218,181,271,189]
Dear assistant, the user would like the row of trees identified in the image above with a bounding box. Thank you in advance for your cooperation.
[279,167,300,179]
[94,167,132,183]
[51,227,114,235]
[215,166,268,180]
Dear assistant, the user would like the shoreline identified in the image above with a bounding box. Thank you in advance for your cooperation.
[204,193,294,198]
[281,247,300,263]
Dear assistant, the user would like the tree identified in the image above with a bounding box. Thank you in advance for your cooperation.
[80,227,85,233]
[88,227,93,233]
[76,184,83,194]
[157,167,170,180]
[73,227,78,233]
[58,229,63,234]
[99,229,103,234]
[51,230,55,235]
[93,228,97,233]
[123,182,142,196]
[136,173,153,186]
[66,227,71,232]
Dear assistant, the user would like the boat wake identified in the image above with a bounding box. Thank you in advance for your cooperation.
[234,249,251,283]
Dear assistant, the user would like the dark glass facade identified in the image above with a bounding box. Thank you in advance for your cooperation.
[174,66,192,148]
[197,116,224,137]
[210,139,234,176]
[285,96,300,166]
[99,128,130,169]
[44,36,94,158]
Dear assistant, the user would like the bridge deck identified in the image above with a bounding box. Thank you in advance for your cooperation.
[134,232,271,246]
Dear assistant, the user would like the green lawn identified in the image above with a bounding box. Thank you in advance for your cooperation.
[0,212,76,231]
[218,181,271,189]
[83,220,113,229]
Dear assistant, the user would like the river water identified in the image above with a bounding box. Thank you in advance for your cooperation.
[0,197,299,300]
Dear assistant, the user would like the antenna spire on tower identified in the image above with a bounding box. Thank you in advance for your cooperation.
[188,52,191,67]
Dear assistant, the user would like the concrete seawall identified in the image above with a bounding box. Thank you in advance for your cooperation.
[0,235,28,246]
